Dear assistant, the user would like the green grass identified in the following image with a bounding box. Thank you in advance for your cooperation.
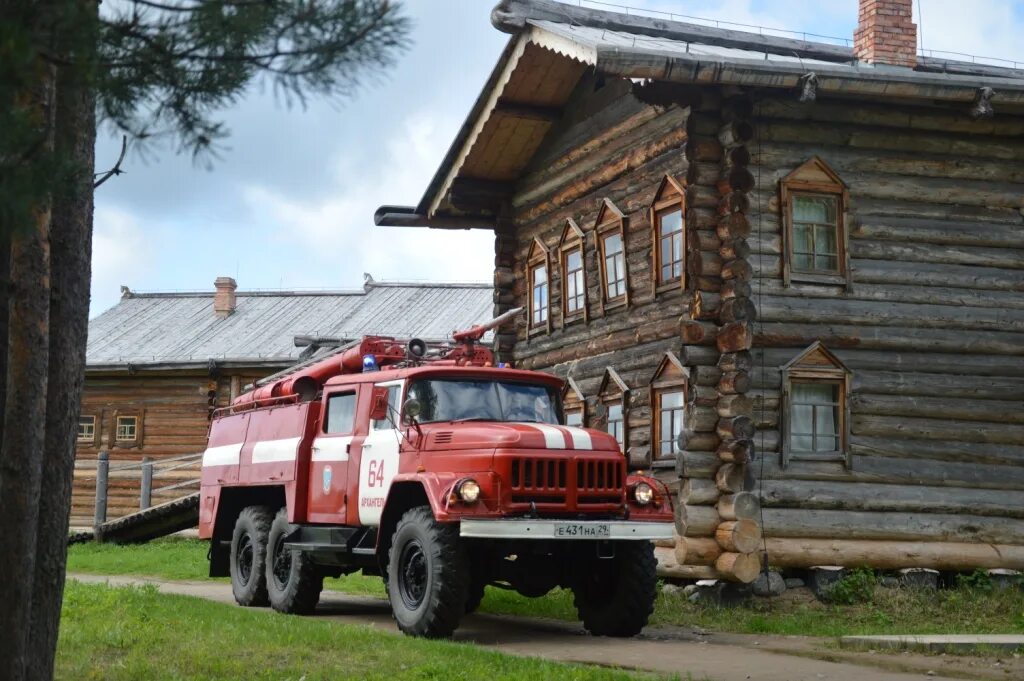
[68,537,1024,637]
[58,580,660,681]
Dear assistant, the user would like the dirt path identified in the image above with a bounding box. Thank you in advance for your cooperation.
[70,573,1008,681]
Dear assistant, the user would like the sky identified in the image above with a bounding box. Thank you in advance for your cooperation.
[90,0,1024,317]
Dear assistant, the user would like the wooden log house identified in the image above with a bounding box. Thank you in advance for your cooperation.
[378,0,1024,581]
[75,276,492,528]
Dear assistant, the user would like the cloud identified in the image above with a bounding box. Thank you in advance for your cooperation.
[241,114,495,288]
[91,204,152,317]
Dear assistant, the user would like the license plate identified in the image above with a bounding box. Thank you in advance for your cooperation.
[554,523,610,538]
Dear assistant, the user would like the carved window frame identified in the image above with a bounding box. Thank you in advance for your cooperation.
[558,218,589,326]
[779,157,851,289]
[527,237,552,335]
[650,351,689,463]
[562,376,587,428]
[594,198,630,311]
[780,341,851,468]
[597,367,630,456]
[650,175,687,294]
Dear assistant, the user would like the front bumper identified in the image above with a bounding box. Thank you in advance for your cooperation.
[459,518,674,541]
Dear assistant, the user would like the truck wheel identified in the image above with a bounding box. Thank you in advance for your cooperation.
[266,508,323,615]
[387,506,468,637]
[465,578,486,614]
[230,505,274,607]
[572,541,657,637]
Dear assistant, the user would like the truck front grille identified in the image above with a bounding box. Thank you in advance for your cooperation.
[507,456,623,508]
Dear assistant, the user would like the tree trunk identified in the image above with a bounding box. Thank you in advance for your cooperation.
[27,56,97,681]
[0,63,54,681]
[0,233,8,447]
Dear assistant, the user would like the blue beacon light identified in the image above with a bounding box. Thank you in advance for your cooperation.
[362,354,379,372]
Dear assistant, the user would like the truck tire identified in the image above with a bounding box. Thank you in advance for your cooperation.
[230,505,274,607]
[387,506,468,637]
[572,541,658,637]
[266,508,323,615]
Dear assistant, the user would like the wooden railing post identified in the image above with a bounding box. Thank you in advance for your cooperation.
[94,451,109,526]
[140,457,153,510]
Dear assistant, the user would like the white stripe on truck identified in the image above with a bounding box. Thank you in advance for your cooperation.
[202,442,242,467]
[527,423,568,449]
[562,426,592,450]
[251,436,301,463]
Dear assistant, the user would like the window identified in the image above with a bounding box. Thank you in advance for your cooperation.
[781,341,851,466]
[77,415,96,443]
[792,195,839,273]
[601,233,626,300]
[562,376,586,428]
[115,415,138,442]
[405,378,560,425]
[606,402,624,448]
[780,156,850,287]
[595,198,629,308]
[559,219,588,324]
[789,382,840,454]
[324,392,357,434]
[526,237,552,334]
[372,384,402,430]
[657,391,685,459]
[650,175,687,291]
[597,366,630,456]
[531,263,548,325]
[650,351,688,462]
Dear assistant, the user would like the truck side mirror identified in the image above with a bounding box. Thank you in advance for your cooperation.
[403,398,421,423]
[369,387,390,422]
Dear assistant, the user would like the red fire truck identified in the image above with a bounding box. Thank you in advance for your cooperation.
[199,310,674,638]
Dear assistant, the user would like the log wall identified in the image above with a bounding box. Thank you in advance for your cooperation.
[497,74,1024,577]
[746,95,1024,570]
[72,371,264,528]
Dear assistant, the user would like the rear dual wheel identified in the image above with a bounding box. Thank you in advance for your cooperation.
[230,505,322,614]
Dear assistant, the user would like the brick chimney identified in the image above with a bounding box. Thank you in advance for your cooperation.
[213,277,237,317]
[854,0,917,68]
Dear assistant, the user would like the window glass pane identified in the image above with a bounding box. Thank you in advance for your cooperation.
[815,224,837,256]
[606,402,624,448]
[325,393,357,434]
[790,382,841,454]
[531,265,548,324]
[661,391,684,409]
[815,401,838,439]
[604,233,622,255]
[790,404,814,436]
[792,382,836,405]
[659,209,682,236]
[566,250,581,271]
[793,195,835,223]
[116,416,137,441]
[77,416,94,440]
[791,434,814,452]
[565,410,583,427]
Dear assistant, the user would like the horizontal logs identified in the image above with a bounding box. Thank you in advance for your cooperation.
[759,479,1024,519]
[681,536,723,565]
[762,538,1024,570]
[682,504,722,537]
[688,406,721,433]
[718,297,756,323]
[680,320,717,345]
[717,438,754,464]
[718,492,761,521]
[718,370,751,395]
[681,477,720,505]
[720,279,752,300]
[719,238,751,262]
[715,551,760,583]
[720,259,753,282]
[718,167,756,195]
[690,365,723,386]
[717,416,755,441]
[761,508,1024,544]
[716,394,753,418]
[716,212,752,240]
[719,121,754,149]
[715,462,747,493]
[718,192,750,216]
[717,322,753,352]
[717,351,753,373]
[716,519,762,554]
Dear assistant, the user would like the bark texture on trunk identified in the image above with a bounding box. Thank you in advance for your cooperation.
[0,64,54,681]
[27,59,96,681]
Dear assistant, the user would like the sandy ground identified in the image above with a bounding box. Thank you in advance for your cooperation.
[68,573,1022,681]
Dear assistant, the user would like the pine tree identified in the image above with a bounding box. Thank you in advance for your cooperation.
[0,3,410,679]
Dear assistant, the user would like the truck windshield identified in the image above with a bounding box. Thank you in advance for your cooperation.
[406,378,560,425]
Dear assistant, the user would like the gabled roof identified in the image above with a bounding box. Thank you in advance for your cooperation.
[86,280,494,372]
[375,0,1024,231]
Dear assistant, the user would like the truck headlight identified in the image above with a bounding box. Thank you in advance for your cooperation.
[633,482,654,506]
[457,479,481,503]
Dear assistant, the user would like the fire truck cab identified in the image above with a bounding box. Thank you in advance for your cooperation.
[200,313,674,638]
